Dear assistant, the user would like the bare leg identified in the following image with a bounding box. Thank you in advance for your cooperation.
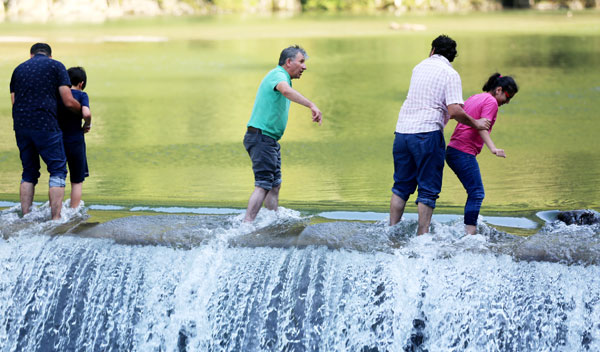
[264,185,280,211]
[244,187,268,222]
[20,181,35,215]
[70,182,83,208]
[49,186,65,220]
[389,193,406,226]
[417,202,434,235]
[465,224,477,235]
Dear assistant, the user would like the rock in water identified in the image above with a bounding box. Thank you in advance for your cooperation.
[557,209,600,225]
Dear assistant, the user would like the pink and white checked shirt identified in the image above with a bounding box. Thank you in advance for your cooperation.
[395,55,464,134]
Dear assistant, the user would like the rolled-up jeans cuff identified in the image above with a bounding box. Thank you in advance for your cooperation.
[255,181,273,191]
[49,176,66,188]
[464,212,479,226]
[255,178,282,191]
[391,188,409,202]
[415,197,436,209]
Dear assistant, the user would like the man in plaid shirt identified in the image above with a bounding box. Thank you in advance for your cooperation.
[389,35,491,235]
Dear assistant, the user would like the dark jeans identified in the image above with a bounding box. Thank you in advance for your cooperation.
[243,130,281,191]
[445,146,485,226]
[15,129,67,186]
[392,130,445,209]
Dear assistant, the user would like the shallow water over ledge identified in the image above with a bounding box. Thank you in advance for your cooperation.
[1,204,600,351]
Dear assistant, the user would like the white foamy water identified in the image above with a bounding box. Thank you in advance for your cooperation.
[131,206,244,215]
[1,204,599,351]
[318,211,538,229]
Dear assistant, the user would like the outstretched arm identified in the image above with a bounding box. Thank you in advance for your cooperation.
[448,104,490,130]
[276,81,322,125]
[478,129,505,158]
[58,86,81,113]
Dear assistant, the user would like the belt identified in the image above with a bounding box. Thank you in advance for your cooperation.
[247,126,262,134]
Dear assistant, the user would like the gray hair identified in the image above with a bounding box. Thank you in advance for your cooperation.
[278,45,308,66]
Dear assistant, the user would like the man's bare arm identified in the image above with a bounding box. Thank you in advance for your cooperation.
[58,86,81,113]
[448,104,490,130]
[276,81,322,125]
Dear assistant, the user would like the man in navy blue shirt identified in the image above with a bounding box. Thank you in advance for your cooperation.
[10,43,82,220]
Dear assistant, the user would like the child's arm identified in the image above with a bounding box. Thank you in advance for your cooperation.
[478,129,506,158]
[82,106,92,133]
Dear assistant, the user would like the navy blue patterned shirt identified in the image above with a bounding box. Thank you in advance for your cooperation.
[57,90,89,136]
[10,54,72,132]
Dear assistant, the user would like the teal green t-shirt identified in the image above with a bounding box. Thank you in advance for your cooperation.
[247,66,291,140]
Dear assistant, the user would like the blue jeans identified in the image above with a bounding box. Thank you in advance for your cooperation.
[445,146,485,226]
[15,129,67,187]
[392,131,446,209]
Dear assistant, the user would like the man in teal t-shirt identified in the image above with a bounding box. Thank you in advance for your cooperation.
[243,45,323,222]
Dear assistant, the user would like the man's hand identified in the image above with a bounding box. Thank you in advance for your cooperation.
[491,148,506,158]
[83,123,91,133]
[474,118,491,130]
[448,104,490,130]
[310,104,322,125]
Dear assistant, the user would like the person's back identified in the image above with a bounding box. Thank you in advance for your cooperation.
[11,53,70,132]
[9,43,81,220]
[395,54,463,134]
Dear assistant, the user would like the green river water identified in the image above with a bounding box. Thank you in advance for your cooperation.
[1,11,599,216]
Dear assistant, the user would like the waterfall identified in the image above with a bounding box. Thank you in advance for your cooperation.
[1,206,600,351]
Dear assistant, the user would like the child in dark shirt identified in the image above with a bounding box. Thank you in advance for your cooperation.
[57,66,92,209]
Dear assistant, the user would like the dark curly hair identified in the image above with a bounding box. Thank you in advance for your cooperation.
[431,35,457,62]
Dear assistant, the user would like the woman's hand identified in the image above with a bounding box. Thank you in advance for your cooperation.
[492,148,506,158]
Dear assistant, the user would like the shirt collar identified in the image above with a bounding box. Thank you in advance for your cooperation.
[430,54,452,67]
[276,65,291,80]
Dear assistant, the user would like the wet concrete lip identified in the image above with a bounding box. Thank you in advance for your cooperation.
[318,211,539,229]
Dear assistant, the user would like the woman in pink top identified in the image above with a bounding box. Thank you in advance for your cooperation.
[446,73,519,235]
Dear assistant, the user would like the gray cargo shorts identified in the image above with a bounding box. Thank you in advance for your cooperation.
[243,129,281,190]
